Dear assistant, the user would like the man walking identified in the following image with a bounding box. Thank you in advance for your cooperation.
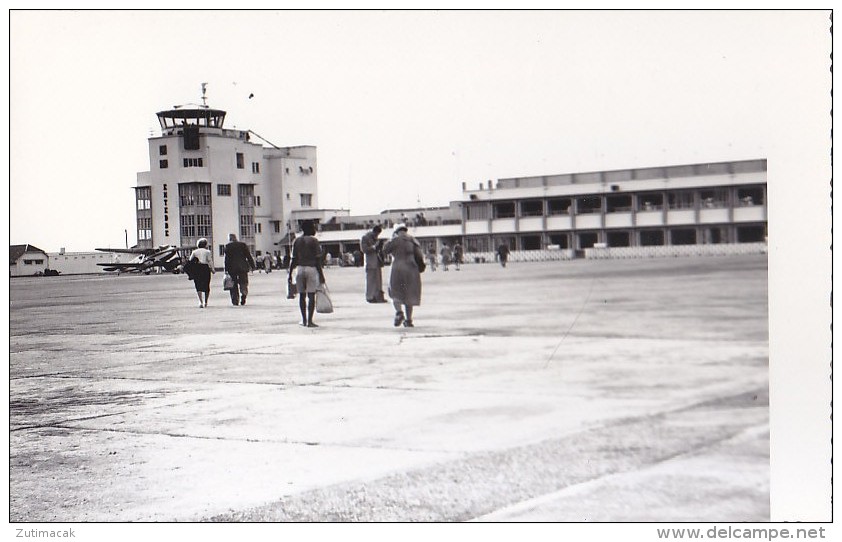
[361,225,387,302]
[496,242,510,268]
[224,233,256,305]
[453,241,464,271]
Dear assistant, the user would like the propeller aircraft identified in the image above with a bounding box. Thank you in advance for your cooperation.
[95,245,183,274]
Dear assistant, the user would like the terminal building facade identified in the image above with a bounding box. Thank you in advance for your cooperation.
[134,99,766,265]
[315,159,767,262]
[456,158,767,259]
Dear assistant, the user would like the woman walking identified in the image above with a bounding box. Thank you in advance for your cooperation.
[383,223,424,327]
[289,221,325,327]
[188,238,215,307]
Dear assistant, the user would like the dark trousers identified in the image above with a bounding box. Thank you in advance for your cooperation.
[229,271,249,304]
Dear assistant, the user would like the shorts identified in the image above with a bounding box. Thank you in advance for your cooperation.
[296,266,321,293]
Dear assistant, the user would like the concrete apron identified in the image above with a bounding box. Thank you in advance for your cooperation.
[9,256,769,522]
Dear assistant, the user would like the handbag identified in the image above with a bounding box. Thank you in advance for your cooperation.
[315,284,334,314]
[183,257,198,280]
[223,273,234,291]
[414,248,426,273]
[287,276,297,299]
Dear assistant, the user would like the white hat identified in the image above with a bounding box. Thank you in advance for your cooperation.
[197,238,208,248]
[393,223,408,235]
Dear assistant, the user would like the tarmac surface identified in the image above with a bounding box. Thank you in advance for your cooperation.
[9,255,770,522]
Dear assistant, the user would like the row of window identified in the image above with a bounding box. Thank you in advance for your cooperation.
[159,158,205,169]
[159,147,315,178]
[158,148,262,173]
[460,225,766,252]
[465,186,765,220]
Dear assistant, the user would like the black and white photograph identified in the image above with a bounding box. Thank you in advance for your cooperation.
[7,8,832,539]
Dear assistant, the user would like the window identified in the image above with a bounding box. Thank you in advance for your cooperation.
[701,226,728,244]
[465,236,490,252]
[494,236,516,251]
[23,259,44,265]
[159,145,167,156]
[256,196,261,206]
[671,228,697,245]
[666,191,692,210]
[520,200,544,217]
[577,232,599,249]
[180,214,196,237]
[465,203,489,221]
[492,202,515,219]
[737,225,766,243]
[183,157,203,168]
[699,188,729,208]
[179,183,212,206]
[236,153,245,169]
[252,162,260,174]
[256,223,262,234]
[196,214,212,237]
[219,245,225,257]
[159,159,168,169]
[606,195,632,213]
[238,185,256,239]
[640,230,665,246]
[576,196,602,214]
[737,186,764,206]
[548,233,569,248]
[300,193,313,207]
[136,186,152,210]
[217,184,231,196]
[606,231,630,247]
[273,221,281,233]
[521,234,542,250]
[239,215,255,238]
[238,184,255,207]
[548,198,572,215]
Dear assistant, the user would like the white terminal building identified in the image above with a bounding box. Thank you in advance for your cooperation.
[136,97,332,263]
[135,99,766,264]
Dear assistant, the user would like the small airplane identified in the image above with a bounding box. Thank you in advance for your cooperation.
[95,245,183,274]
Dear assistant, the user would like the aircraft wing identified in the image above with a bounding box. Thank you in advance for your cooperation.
[95,247,152,255]
[97,262,146,270]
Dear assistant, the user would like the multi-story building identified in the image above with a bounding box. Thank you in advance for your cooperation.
[459,158,767,259]
[135,97,318,263]
[314,158,767,263]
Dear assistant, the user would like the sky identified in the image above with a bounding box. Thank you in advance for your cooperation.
[8,10,831,253]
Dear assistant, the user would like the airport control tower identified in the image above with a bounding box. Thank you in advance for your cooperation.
[134,84,319,261]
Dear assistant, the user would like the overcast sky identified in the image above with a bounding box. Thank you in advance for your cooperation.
[9,10,831,252]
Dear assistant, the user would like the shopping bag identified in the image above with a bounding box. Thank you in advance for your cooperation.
[223,273,234,291]
[315,284,334,314]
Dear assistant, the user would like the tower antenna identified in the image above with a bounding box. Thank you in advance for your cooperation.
[201,82,209,107]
